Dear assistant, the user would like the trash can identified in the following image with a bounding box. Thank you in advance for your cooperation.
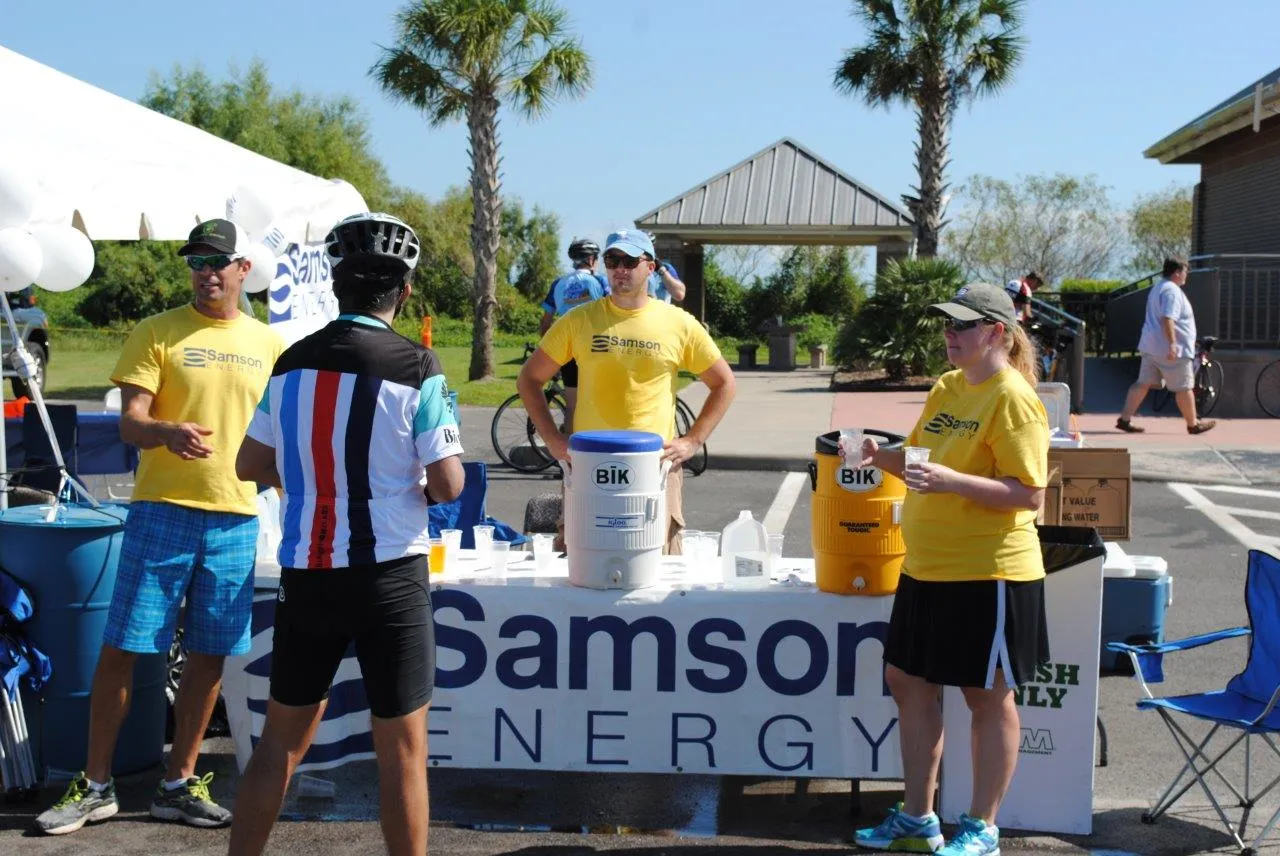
[0,503,167,779]
[808,430,906,595]
[737,343,757,369]
[1038,524,1106,574]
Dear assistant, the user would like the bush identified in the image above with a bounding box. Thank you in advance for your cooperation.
[794,313,838,352]
[1059,278,1125,294]
[497,297,543,336]
[834,258,965,379]
[79,241,190,328]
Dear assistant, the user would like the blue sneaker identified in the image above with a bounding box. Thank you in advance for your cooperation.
[938,813,1000,856]
[854,802,945,852]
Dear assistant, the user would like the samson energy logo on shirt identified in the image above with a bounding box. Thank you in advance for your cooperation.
[182,346,266,372]
[922,411,982,439]
[590,334,663,356]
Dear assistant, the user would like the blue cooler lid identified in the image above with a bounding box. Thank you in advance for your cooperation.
[569,430,664,453]
[0,503,129,529]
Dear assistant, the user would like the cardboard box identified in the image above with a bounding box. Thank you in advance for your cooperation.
[1047,447,1132,540]
[1038,463,1063,526]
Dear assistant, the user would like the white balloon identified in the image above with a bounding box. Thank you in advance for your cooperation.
[0,164,40,229]
[0,228,43,293]
[241,242,277,294]
[30,224,95,292]
[227,184,276,239]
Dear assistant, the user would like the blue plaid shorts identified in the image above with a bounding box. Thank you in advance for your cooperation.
[103,501,258,656]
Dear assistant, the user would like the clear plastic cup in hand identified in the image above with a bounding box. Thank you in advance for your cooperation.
[531,533,554,571]
[902,446,931,489]
[491,540,511,577]
[839,428,864,467]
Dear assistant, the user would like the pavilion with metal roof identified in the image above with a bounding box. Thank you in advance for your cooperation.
[634,137,916,320]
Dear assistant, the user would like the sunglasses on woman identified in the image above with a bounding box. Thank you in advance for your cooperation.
[942,317,994,332]
[602,253,649,270]
[184,254,240,271]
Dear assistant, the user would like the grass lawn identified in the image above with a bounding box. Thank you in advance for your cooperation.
[19,344,529,407]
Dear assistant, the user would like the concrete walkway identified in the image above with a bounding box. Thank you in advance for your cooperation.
[678,367,1280,485]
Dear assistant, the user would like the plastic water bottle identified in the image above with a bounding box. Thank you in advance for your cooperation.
[720,510,770,588]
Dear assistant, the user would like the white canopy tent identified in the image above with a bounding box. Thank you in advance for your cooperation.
[0,44,366,242]
[0,45,368,509]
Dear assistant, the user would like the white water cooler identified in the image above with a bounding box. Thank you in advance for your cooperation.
[565,430,669,590]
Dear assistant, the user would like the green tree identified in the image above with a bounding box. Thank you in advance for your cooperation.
[834,0,1025,256]
[1129,184,1193,275]
[803,247,865,318]
[142,61,393,207]
[372,0,591,380]
[702,250,748,338]
[834,257,964,378]
[80,242,190,327]
[943,173,1121,284]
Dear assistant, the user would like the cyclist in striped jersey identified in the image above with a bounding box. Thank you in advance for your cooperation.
[229,212,463,856]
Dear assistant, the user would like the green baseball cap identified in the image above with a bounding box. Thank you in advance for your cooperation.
[928,282,1018,327]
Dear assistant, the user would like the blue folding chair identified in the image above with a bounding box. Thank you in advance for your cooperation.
[427,461,525,547]
[1108,549,1280,855]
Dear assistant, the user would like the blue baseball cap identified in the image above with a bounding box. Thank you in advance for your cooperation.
[604,229,655,259]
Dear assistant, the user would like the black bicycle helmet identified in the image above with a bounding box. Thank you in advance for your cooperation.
[325,212,421,272]
[567,237,599,262]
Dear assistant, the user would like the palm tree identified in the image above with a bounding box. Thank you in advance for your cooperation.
[372,0,591,380]
[833,0,1024,257]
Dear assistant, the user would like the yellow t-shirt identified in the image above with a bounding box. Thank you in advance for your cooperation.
[899,368,1050,583]
[111,305,283,515]
[538,298,722,440]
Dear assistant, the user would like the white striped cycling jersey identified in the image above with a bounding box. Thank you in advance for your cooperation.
[246,314,463,569]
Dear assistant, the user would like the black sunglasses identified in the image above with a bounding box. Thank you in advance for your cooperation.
[185,254,240,271]
[942,317,995,332]
[602,253,650,270]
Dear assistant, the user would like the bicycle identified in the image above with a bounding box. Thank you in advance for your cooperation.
[490,344,710,475]
[1257,351,1280,418]
[1152,336,1223,417]
[490,344,568,474]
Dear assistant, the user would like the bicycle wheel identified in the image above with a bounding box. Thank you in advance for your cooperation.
[491,393,560,473]
[1196,360,1224,417]
[1257,360,1280,418]
[675,398,708,476]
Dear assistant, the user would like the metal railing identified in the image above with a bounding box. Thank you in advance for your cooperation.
[1105,256,1280,353]
[1025,297,1087,413]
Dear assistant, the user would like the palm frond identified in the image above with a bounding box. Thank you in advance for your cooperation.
[369,47,467,126]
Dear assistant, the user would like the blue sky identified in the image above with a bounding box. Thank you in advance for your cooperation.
[4,0,1277,263]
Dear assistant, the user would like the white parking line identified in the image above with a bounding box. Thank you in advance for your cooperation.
[763,472,807,535]
[1169,482,1280,551]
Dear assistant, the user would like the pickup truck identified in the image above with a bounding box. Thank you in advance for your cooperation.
[2,287,50,398]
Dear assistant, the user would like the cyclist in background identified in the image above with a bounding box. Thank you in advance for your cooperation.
[650,258,687,303]
[539,237,608,432]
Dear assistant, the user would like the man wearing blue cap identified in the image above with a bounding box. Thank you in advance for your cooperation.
[518,228,736,553]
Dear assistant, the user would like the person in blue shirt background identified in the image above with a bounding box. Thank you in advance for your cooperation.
[649,258,687,303]
[539,237,608,431]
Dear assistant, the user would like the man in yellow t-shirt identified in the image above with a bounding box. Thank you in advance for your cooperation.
[36,219,282,837]
[518,229,736,553]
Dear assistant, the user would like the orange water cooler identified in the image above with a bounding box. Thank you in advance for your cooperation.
[808,430,907,595]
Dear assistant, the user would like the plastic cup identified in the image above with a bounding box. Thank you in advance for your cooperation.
[428,538,445,574]
[767,533,784,560]
[491,541,511,577]
[441,529,462,572]
[839,428,864,466]
[903,446,931,490]
[473,525,494,560]
[532,533,554,571]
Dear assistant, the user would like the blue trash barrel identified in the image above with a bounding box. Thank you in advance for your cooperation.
[0,503,166,778]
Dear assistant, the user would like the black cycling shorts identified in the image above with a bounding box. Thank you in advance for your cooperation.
[560,358,579,388]
[270,554,435,719]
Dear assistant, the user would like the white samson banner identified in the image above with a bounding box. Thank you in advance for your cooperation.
[266,241,337,345]
[225,578,902,778]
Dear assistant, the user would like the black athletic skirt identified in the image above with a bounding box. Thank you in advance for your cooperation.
[885,573,1049,689]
